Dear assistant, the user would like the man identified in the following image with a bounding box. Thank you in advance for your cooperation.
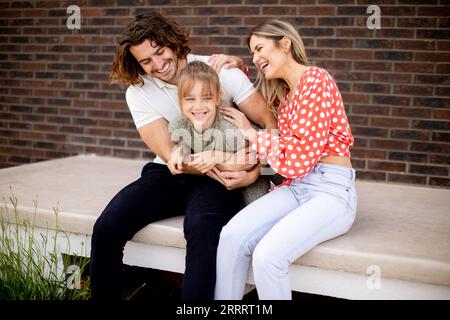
[90,11,276,300]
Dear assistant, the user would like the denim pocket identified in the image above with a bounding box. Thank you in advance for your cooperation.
[318,169,352,189]
[346,185,357,214]
[317,168,357,214]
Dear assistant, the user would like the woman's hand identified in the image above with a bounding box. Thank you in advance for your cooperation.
[220,106,257,141]
[207,165,260,190]
[208,54,243,73]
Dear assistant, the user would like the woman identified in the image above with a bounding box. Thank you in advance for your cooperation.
[213,19,357,300]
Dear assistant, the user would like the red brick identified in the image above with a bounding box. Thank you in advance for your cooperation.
[373,73,412,84]
[417,6,450,16]
[354,61,392,71]
[429,177,450,188]
[351,149,387,160]
[226,7,257,15]
[368,161,406,172]
[416,52,450,62]
[437,41,450,51]
[262,6,297,15]
[336,28,374,38]
[341,93,370,104]
[388,174,427,185]
[391,129,430,141]
[356,171,386,182]
[371,117,410,128]
[430,155,450,166]
[370,139,409,150]
[335,50,373,60]
[353,83,390,94]
[394,40,435,51]
[394,85,433,96]
[299,6,335,16]
[432,109,450,120]
[397,18,438,28]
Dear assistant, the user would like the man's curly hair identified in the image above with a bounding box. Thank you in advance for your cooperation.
[110,11,191,86]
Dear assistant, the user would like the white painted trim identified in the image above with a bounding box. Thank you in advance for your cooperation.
[124,241,185,274]
[259,265,450,300]
[3,224,450,300]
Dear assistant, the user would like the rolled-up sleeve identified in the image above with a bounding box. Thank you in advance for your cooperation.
[250,71,333,179]
[126,87,162,129]
[218,67,256,106]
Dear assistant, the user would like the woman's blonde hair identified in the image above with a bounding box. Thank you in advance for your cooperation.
[177,61,221,107]
[247,19,309,114]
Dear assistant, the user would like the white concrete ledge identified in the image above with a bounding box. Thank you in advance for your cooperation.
[1,154,450,299]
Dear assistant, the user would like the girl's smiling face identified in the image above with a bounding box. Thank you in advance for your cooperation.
[181,81,218,132]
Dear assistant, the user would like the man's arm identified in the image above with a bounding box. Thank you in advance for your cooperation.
[138,118,174,163]
[237,90,277,130]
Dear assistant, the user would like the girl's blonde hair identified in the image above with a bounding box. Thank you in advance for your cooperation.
[177,61,221,107]
[247,19,309,114]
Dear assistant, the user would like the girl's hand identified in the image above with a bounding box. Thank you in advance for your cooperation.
[220,106,257,141]
[189,150,224,174]
[208,54,243,73]
[167,145,187,175]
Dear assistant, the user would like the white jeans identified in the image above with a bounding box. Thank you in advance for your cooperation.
[214,163,357,300]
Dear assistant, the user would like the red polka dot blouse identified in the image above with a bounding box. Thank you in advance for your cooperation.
[251,67,354,187]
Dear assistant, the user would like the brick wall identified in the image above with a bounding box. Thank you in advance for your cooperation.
[0,0,449,188]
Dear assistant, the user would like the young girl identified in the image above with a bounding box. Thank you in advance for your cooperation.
[214,20,357,300]
[169,61,270,205]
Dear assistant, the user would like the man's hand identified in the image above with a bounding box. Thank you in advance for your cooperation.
[167,158,182,175]
[208,54,243,73]
[207,165,260,190]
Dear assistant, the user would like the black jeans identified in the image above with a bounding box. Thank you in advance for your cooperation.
[89,162,243,300]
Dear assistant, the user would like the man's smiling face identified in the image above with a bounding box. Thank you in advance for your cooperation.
[130,39,181,85]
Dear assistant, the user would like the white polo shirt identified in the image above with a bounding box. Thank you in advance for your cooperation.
[126,53,256,164]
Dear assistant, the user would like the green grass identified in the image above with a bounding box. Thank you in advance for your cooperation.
[0,191,90,300]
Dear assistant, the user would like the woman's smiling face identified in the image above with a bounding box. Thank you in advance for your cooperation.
[249,35,288,80]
